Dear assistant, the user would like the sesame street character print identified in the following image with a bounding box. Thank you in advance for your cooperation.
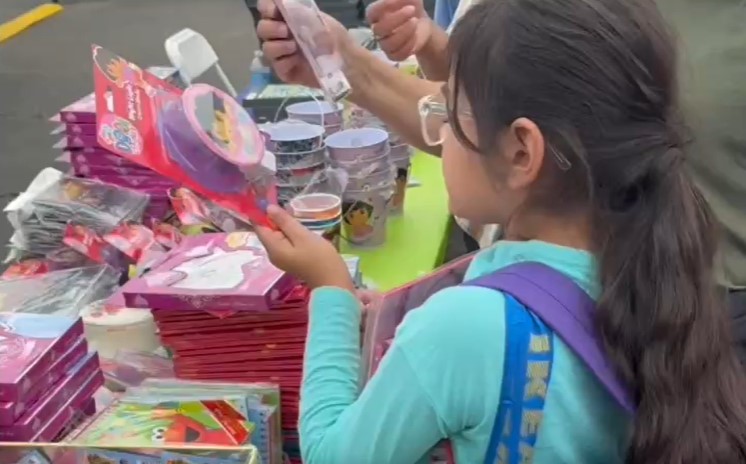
[343,200,375,240]
[151,408,238,446]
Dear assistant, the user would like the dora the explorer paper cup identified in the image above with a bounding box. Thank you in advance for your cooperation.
[342,183,394,247]
[391,157,412,215]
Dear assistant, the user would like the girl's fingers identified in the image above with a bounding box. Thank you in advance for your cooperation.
[265,205,309,245]
[371,5,416,39]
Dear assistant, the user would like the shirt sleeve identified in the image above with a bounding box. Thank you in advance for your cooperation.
[301,287,444,464]
[300,285,507,464]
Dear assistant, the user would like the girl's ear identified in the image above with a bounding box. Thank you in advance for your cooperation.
[502,117,546,190]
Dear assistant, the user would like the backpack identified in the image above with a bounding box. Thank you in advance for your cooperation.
[443,262,635,464]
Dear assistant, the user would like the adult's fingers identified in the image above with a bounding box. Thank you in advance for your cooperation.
[257,0,281,20]
[366,0,412,23]
[371,5,416,39]
[378,19,417,56]
[256,19,290,41]
[265,205,310,245]
[262,39,298,61]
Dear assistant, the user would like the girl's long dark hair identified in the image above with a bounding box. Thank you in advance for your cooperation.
[449,0,746,462]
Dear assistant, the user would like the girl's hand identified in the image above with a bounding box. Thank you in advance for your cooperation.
[366,0,434,61]
[255,205,355,292]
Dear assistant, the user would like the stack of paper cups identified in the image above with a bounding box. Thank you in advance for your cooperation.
[326,128,394,247]
[289,193,342,250]
[285,101,344,135]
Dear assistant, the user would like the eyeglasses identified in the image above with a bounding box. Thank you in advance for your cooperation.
[417,93,572,170]
[418,94,449,147]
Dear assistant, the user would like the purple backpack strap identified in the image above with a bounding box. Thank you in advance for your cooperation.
[466,262,635,414]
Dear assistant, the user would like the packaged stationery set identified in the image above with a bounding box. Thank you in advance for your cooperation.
[66,378,272,464]
[120,232,296,312]
[91,45,276,227]
[0,313,104,442]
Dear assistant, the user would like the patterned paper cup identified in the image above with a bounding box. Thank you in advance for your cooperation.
[263,121,325,153]
[389,143,412,161]
[333,151,390,177]
[274,145,328,170]
[290,193,342,221]
[324,123,344,136]
[286,101,344,126]
[276,161,327,186]
[347,165,395,192]
[326,128,389,163]
[390,157,412,215]
[343,183,394,247]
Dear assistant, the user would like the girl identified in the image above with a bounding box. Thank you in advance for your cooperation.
[254,0,746,462]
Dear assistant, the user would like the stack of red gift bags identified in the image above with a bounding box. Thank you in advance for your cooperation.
[119,232,310,464]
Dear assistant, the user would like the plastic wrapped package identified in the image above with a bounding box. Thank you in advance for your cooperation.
[0,265,121,317]
[11,175,150,255]
[360,252,476,383]
[91,46,276,227]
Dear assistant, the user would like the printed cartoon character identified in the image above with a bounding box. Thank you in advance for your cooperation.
[171,247,262,290]
[392,167,409,208]
[194,93,236,152]
[86,455,115,464]
[225,232,251,249]
[93,47,146,89]
[169,188,213,227]
[62,180,92,203]
[343,200,374,239]
[150,406,237,446]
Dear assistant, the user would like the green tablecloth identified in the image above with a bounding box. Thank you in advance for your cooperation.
[340,151,451,291]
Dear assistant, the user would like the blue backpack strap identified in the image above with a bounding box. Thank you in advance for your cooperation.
[482,295,554,464]
[466,262,634,414]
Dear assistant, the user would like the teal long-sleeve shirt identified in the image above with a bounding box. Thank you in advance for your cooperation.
[301,240,629,463]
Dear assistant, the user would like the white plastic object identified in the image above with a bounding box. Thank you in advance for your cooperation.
[164,28,237,97]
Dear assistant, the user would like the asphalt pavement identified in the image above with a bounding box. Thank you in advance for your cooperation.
[0,0,259,246]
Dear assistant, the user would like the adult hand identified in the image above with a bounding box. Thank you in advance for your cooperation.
[255,205,355,292]
[366,0,433,61]
[256,0,349,88]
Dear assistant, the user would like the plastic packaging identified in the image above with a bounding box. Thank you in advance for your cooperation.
[0,265,121,317]
[250,50,273,92]
[360,253,476,383]
[270,0,350,102]
[92,46,276,227]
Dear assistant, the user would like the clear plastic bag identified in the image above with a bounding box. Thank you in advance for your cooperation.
[0,265,121,317]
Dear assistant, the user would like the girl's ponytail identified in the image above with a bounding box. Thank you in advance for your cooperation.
[594,141,746,463]
[448,0,746,460]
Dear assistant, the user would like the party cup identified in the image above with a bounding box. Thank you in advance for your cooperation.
[389,143,412,161]
[347,165,395,191]
[286,101,344,126]
[343,182,394,247]
[326,128,389,163]
[324,123,343,136]
[390,157,412,215]
[276,161,326,186]
[311,221,342,251]
[274,145,328,170]
[263,121,325,153]
[290,193,342,221]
